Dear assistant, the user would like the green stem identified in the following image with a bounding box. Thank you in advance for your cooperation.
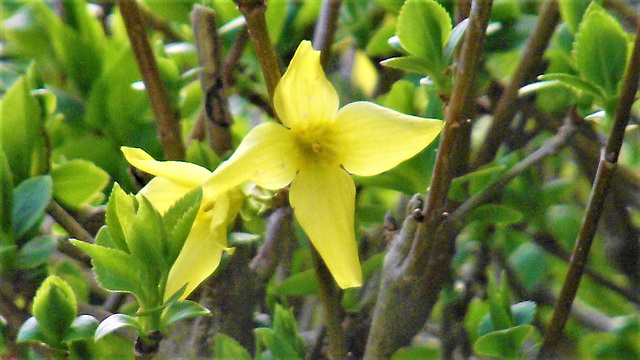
[537,19,640,359]
[310,247,348,360]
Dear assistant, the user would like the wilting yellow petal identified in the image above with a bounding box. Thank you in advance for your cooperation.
[164,216,226,301]
[121,147,211,186]
[331,102,443,176]
[138,177,192,214]
[204,122,300,197]
[273,41,340,130]
[289,162,362,288]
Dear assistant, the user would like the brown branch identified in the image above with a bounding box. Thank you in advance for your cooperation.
[537,20,640,359]
[223,29,250,88]
[312,0,343,69]
[190,5,234,156]
[414,0,494,270]
[473,0,559,168]
[364,3,494,358]
[47,201,94,244]
[233,0,281,102]
[118,0,185,160]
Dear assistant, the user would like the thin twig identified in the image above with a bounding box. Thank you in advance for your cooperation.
[537,20,640,359]
[223,29,250,87]
[313,0,343,69]
[118,0,185,160]
[233,0,281,101]
[137,1,184,43]
[474,0,559,168]
[47,200,94,244]
[310,248,348,360]
[190,5,234,156]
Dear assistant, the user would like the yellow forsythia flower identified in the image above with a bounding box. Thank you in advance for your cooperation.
[122,147,242,301]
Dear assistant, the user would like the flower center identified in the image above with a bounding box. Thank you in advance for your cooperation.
[311,142,322,153]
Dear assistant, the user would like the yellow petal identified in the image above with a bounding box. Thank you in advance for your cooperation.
[164,216,226,301]
[138,177,192,214]
[204,122,300,197]
[273,41,339,130]
[121,147,211,186]
[331,102,443,176]
[351,50,379,98]
[289,162,362,288]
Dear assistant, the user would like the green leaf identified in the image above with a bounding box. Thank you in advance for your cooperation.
[486,275,511,331]
[574,4,628,97]
[383,80,415,114]
[105,183,134,253]
[0,149,13,237]
[396,0,451,69]
[16,235,57,269]
[71,241,143,296]
[265,0,287,43]
[444,18,469,61]
[468,204,523,225]
[51,160,110,209]
[62,315,99,344]
[538,73,606,101]
[32,276,77,345]
[16,317,48,344]
[380,56,430,74]
[512,301,536,326]
[509,242,546,291]
[449,165,506,202]
[276,270,318,296]
[559,0,591,34]
[127,196,167,275]
[366,20,398,57]
[95,314,143,340]
[272,305,305,358]
[491,0,520,23]
[12,175,52,238]
[0,75,43,183]
[255,328,302,360]
[392,345,440,360]
[474,324,535,358]
[161,300,210,329]
[214,333,252,360]
[162,187,202,266]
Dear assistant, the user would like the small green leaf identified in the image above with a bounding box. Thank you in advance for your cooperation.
[392,345,440,360]
[486,275,511,331]
[509,242,546,291]
[396,0,451,68]
[383,80,415,114]
[0,149,13,236]
[32,276,77,345]
[512,301,537,326]
[0,75,43,183]
[255,328,302,360]
[366,20,398,57]
[559,0,591,34]
[468,204,523,225]
[16,317,47,344]
[161,300,210,328]
[214,333,252,360]
[51,159,109,209]
[62,315,99,344]
[162,187,202,265]
[276,270,318,296]
[380,56,430,74]
[12,175,52,238]
[272,305,305,358]
[538,73,606,101]
[444,18,469,61]
[16,234,57,269]
[474,324,535,358]
[491,0,520,23]
[95,314,143,340]
[71,240,143,296]
[574,4,628,97]
[127,197,167,275]
[105,183,134,253]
